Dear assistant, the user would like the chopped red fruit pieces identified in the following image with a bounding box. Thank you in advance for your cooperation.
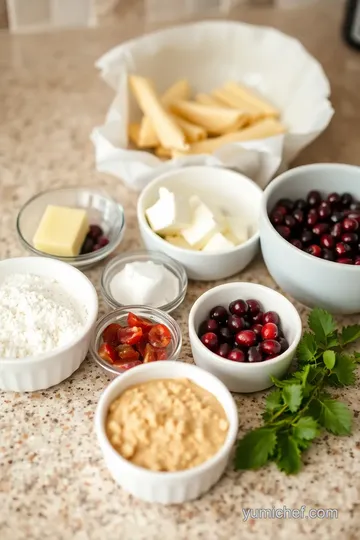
[148,324,172,348]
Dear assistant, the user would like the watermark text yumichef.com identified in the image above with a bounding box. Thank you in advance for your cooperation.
[242,505,338,521]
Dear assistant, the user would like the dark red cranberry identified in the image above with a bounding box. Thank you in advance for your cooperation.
[80,237,94,254]
[216,343,232,358]
[337,258,353,264]
[342,233,358,244]
[327,192,341,206]
[347,212,360,223]
[341,193,353,206]
[261,323,279,340]
[263,311,280,325]
[330,211,344,223]
[343,218,358,232]
[293,209,304,224]
[199,319,219,336]
[270,211,284,226]
[307,190,321,207]
[227,349,246,362]
[284,215,296,228]
[275,205,288,216]
[218,326,233,343]
[248,346,263,363]
[301,230,313,244]
[251,324,263,340]
[201,332,218,350]
[335,242,352,256]
[251,311,264,325]
[322,248,335,261]
[227,314,245,333]
[278,198,294,210]
[260,340,281,356]
[318,203,331,219]
[88,224,104,239]
[312,223,329,235]
[320,234,334,249]
[307,210,318,227]
[229,299,248,316]
[354,256,360,265]
[210,306,228,323]
[94,237,109,250]
[235,330,257,348]
[331,223,343,239]
[246,299,261,315]
[276,225,291,239]
[279,337,289,352]
[295,199,308,210]
[306,245,322,257]
[291,239,303,250]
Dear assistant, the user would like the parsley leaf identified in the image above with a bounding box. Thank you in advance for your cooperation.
[297,332,317,363]
[318,399,352,435]
[293,416,319,441]
[265,389,282,411]
[282,384,302,412]
[234,428,277,470]
[331,354,356,386]
[323,350,336,370]
[276,435,302,474]
[308,308,336,344]
[340,325,360,346]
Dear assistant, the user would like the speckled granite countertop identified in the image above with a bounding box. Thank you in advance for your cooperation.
[1,1,360,539]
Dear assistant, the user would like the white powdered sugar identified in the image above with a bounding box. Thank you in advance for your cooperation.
[0,273,85,359]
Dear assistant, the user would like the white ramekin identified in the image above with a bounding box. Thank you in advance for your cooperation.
[95,361,239,504]
[0,257,98,392]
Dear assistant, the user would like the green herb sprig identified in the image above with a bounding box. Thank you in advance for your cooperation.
[234,308,360,475]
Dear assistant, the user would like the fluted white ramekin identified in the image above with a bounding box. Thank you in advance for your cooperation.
[95,361,238,504]
[0,257,98,392]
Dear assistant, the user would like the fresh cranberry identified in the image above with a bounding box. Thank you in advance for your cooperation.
[88,224,104,239]
[263,311,280,325]
[330,223,343,239]
[201,332,218,350]
[216,343,232,358]
[327,192,341,206]
[341,193,353,206]
[335,242,352,256]
[295,199,308,210]
[307,190,321,207]
[251,311,264,325]
[293,209,304,224]
[229,299,248,316]
[312,223,329,235]
[306,245,322,257]
[260,340,281,356]
[347,213,360,223]
[301,230,313,244]
[261,323,279,340]
[251,324,263,340]
[235,330,257,348]
[218,327,233,343]
[318,204,331,219]
[322,248,335,261]
[276,225,291,239]
[279,337,289,352]
[275,205,289,216]
[307,210,318,227]
[330,211,344,223]
[270,211,284,226]
[246,299,262,315]
[284,215,296,228]
[337,258,353,264]
[342,233,358,244]
[95,236,109,249]
[278,198,294,210]
[227,349,246,362]
[210,306,228,323]
[354,256,360,265]
[291,239,303,250]
[248,346,263,363]
[343,218,359,232]
[227,314,245,333]
[320,234,334,249]
[199,319,219,336]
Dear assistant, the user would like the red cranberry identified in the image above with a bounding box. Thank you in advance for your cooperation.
[260,340,281,356]
[320,234,334,249]
[276,225,291,239]
[347,213,360,223]
[216,343,232,358]
[343,218,359,232]
[229,299,248,316]
[246,299,261,315]
[307,211,318,227]
[235,330,257,348]
[199,319,219,335]
[89,224,104,239]
[275,205,289,216]
[284,215,296,228]
[301,230,313,244]
[291,239,303,250]
[262,323,279,340]
[342,233,358,244]
[248,346,263,363]
[341,193,353,206]
[271,211,284,226]
[251,324,263,340]
[227,349,246,362]
[322,248,335,261]
[279,337,289,352]
[227,314,245,333]
[306,245,322,257]
[307,190,321,207]
[251,311,264,324]
[293,209,304,224]
[354,256,360,265]
[96,236,109,248]
[278,198,294,210]
[312,223,329,235]
[201,332,218,350]
[331,223,343,239]
[327,192,341,205]
[330,211,344,223]
[335,242,351,256]
[218,327,233,343]
[337,257,353,264]
[210,306,228,323]
[318,204,331,219]
[295,199,308,210]
[263,311,280,325]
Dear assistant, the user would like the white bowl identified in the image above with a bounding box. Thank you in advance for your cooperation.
[0,257,98,392]
[260,163,360,314]
[94,361,238,504]
[188,282,302,393]
[137,166,262,281]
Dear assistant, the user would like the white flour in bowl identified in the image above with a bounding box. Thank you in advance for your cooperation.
[0,274,85,359]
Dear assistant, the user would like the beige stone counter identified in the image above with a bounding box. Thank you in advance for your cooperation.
[1,1,360,539]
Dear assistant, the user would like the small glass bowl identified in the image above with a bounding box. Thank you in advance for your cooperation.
[100,250,188,313]
[90,306,182,376]
[16,187,125,269]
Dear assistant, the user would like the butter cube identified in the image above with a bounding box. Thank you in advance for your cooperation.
[145,188,192,236]
[33,205,89,257]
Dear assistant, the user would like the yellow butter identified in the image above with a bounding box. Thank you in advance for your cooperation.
[33,205,89,257]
